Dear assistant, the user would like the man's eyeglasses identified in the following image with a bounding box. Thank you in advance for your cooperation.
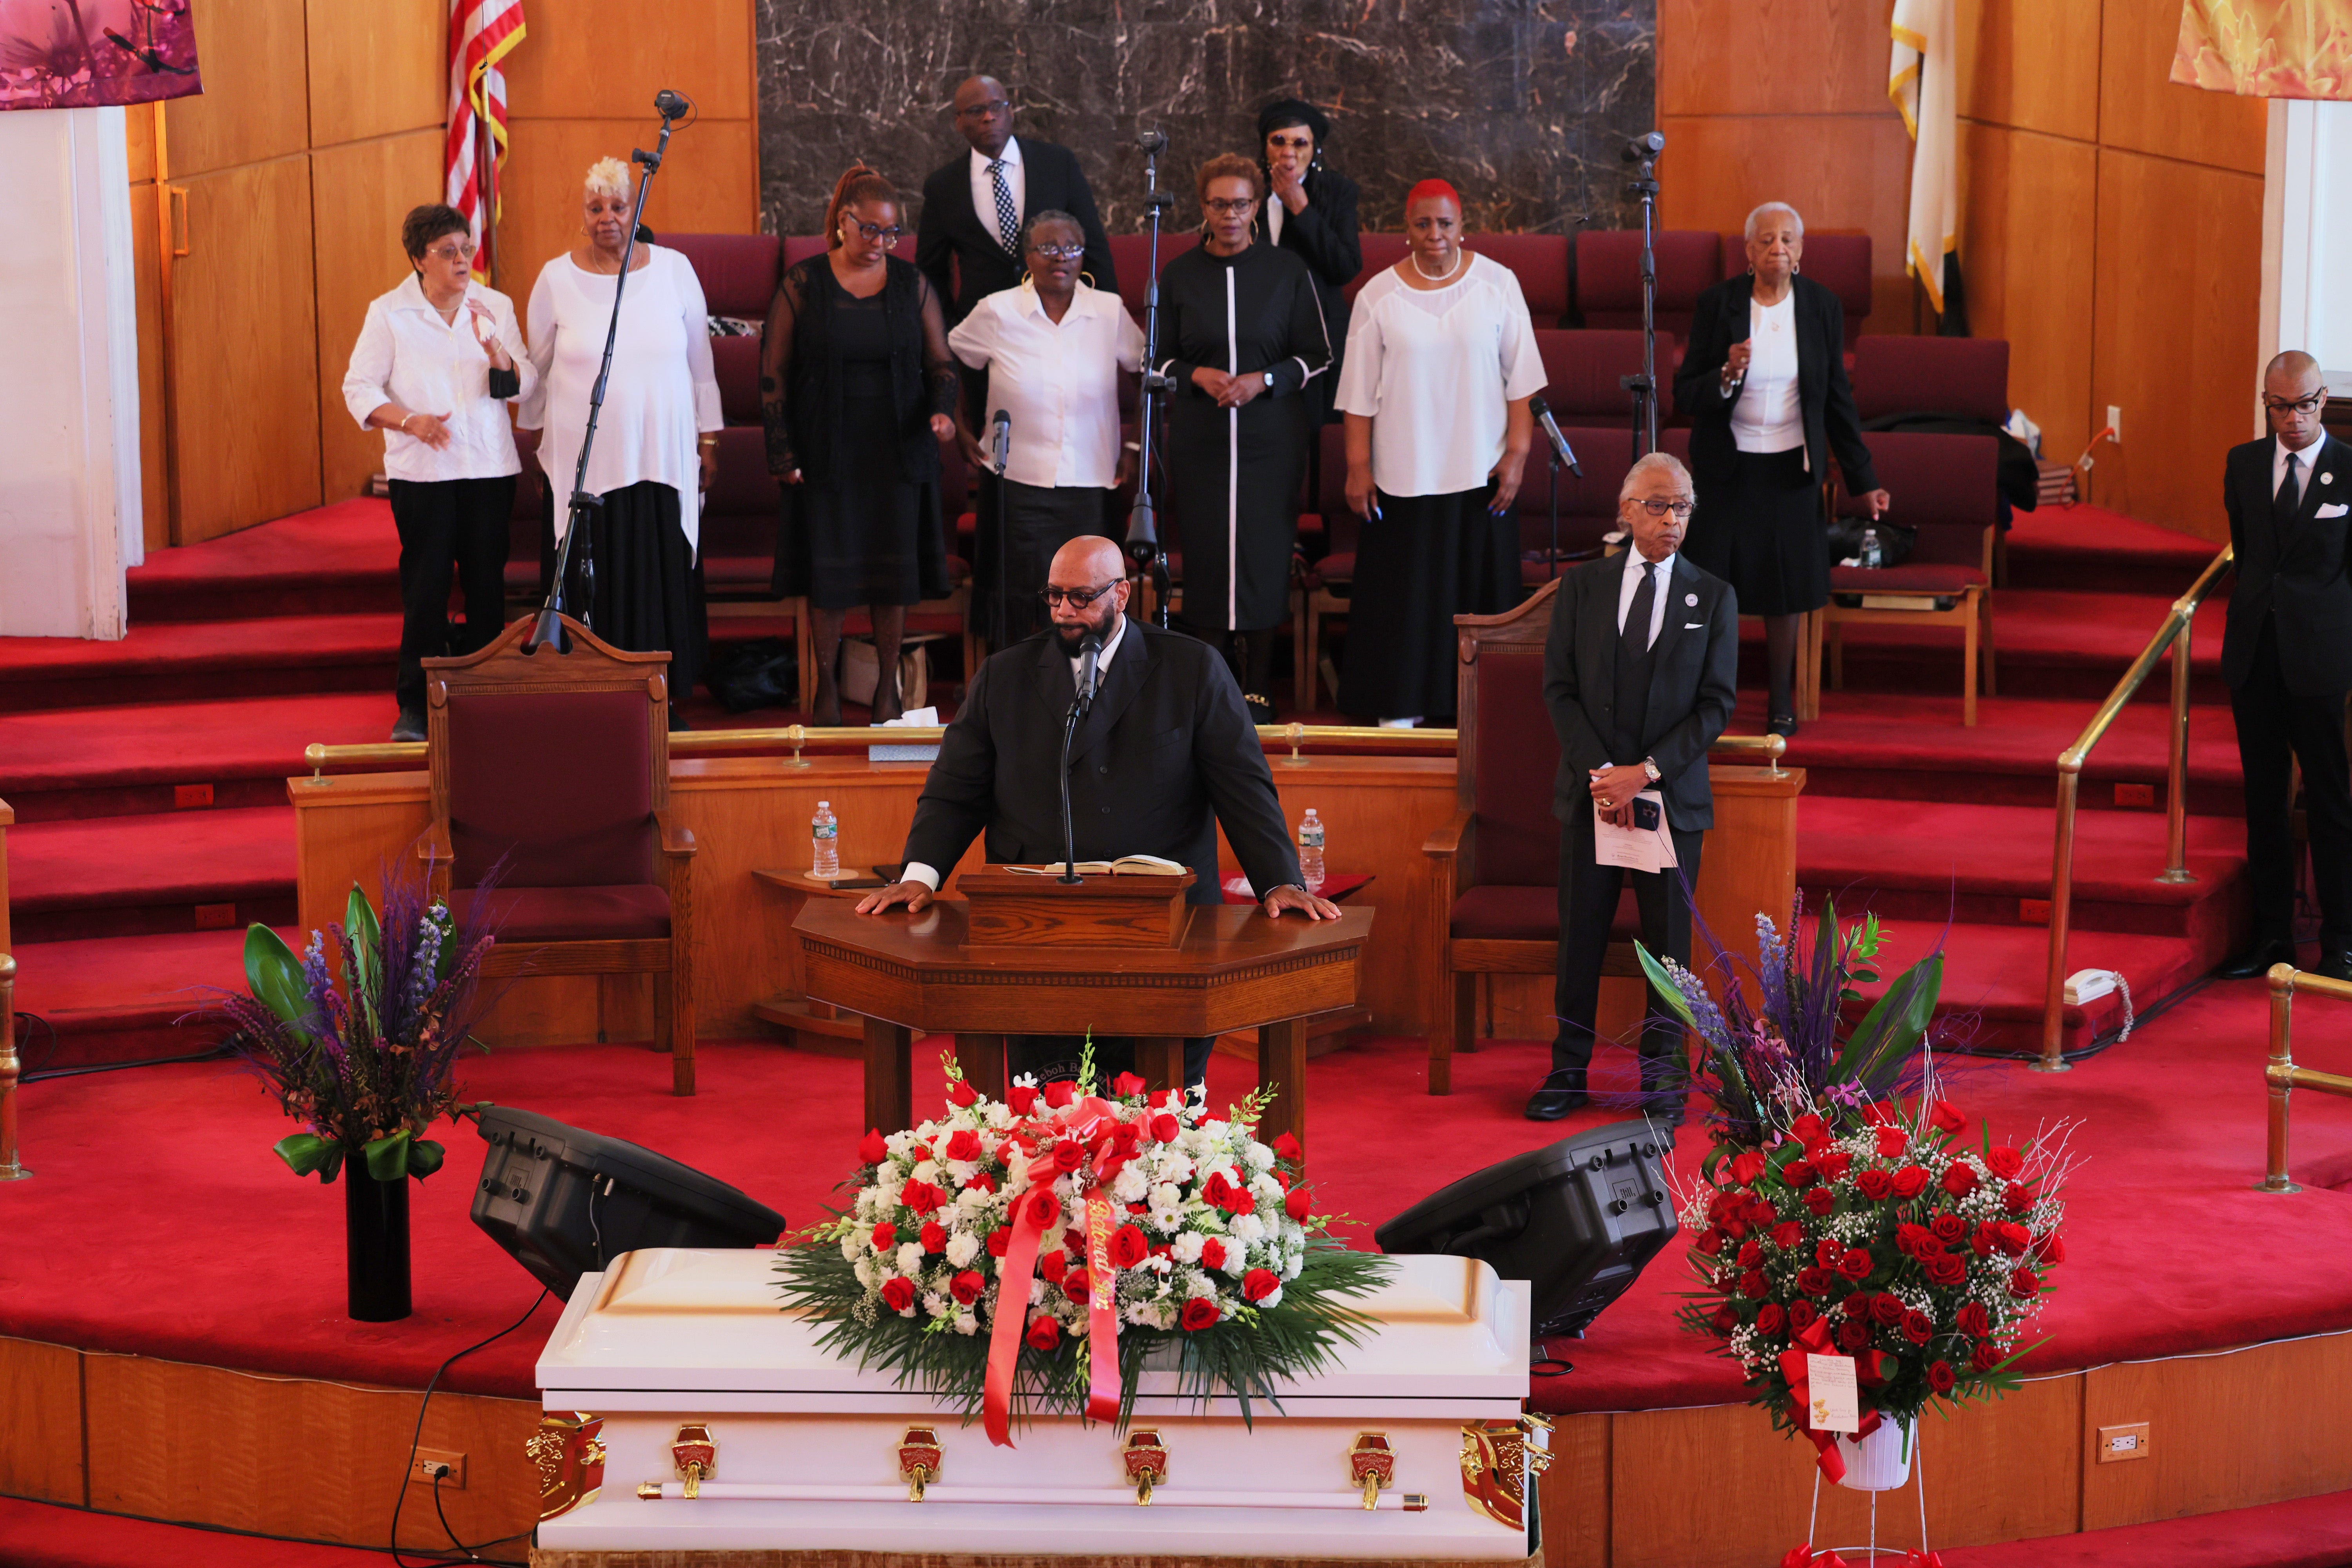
[425,241,478,262]
[1203,197,1258,216]
[1634,497,1696,517]
[956,99,1010,120]
[2265,391,2328,416]
[1040,582,1120,608]
[846,220,904,243]
[1028,242,1084,261]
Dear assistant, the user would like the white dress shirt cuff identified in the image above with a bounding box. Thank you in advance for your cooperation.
[903,862,942,891]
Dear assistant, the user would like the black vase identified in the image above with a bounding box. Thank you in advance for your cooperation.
[345,1164,413,1321]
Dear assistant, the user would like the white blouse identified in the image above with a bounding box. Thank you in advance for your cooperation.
[947,281,1145,489]
[1333,253,1546,498]
[341,274,536,484]
[1731,291,1804,455]
[517,246,723,553]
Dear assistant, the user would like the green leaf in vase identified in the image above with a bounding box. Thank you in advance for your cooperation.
[363,1129,412,1181]
[275,1132,344,1183]
[244,924,313,1034]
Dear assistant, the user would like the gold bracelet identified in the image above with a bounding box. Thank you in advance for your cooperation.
[697,434,720,447]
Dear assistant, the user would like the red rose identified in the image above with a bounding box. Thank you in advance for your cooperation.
[1985,1145,2024,1178]
[1062,1227,1089,1256]
[1940,1163,1978,1199]
[858,1128,890,1165]
[1857,1348,1893,1387]
[1863,1100,1899,1126]
[1894,1222,1931,1257]
[1927,1359,1957,1395]
[920,1221,946,1253]
[1740,1269,1768,1298]
[1838,1319,1871,1352]
[1696,1230,1725,1256]
[1284,1186,1313,1221]
[880,1276,915,1312]
[1272,1132,1304,1163]
[1244,1268,1280,1302]
[1929,1099,1966,1133]
[2037,1232,2066,1264]
[1924,1253,1967,1287]
[1815,1151,1854,1183]
[1816,1238,1846,1269]
[1901,1309,1933,1345]
[1044,1249,1073,1283]
[1839,1248,1874,1281]
[1730,1150,1768,1185]
[1008,1085,1039,1116]
[1738,1240,1764,1267]
[1181,1297,1221,1332]
[1062,1266,1093,1303]
[1201,1171,1236,1207]
[1875,1125,1909,1158]
[1756,1303,1787,1336]
[1772,1221,1804,1249]
[986,1227,1011,1258]
[1148,1113,1180,1145]
[1956,1302,1990,1337]
[1855,1169,1895,1200]
[1109,1224,1150,1270]
[1788,1301,1819,1330]
[2008,1266,2041,1299]
[1972,1341,2007,1372]
[1993,1222,2030,1257]
[1784,1159,1819,1188]
[902,1180,946,1216]
[2004,1181,2034,1214]
[1026,1314,1061,1351]
[944,1129,983,1163]
[1049,1140,1084,1174]
[1891,1165,1931,1199]
[1791,1112,1828,1142]
[1111,1071,1148,1098]
[1840,1291,1872,1319]
[951,1269,985,1304]
[965,1171,998,1194]
[1710,1304,1739,1336]
[1201,1238,1227,1271]
[1872,1294,1906,1327]
[1930,1212,1967,1245]
[1044,1080,1076,1109]
[1019,1187,1059,1229]
[1724,1220,1750,1240]
[872,1222,896,1250]
[1227,1188,1258,1216]
[1795,1266,1832,1296]
[949,1078,980,1109]
[1804,1188,1837,1216]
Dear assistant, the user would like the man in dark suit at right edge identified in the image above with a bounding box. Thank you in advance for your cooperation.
[2217,351,2352,981]
[916,75,1117,326]
[1528,451,1739,1125]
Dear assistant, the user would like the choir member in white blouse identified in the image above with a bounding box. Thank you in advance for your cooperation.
[948,210,1145,645]
[517,157,723,730]
[1334,179,1543,726]
[343,203,538,742]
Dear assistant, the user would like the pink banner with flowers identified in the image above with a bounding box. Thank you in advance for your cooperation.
[2174,0,2352,97]
[1,0,200,112]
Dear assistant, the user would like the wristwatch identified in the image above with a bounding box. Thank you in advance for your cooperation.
[1642,757,1662,784]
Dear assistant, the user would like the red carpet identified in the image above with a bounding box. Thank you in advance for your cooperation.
[1939,1488,2352,1567]
[0,1498,395,1568]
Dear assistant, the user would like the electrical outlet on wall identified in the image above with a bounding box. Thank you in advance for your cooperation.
[411,1448,467,1488]
[2107,406,2123,442]
[2096,1423,2149,1463]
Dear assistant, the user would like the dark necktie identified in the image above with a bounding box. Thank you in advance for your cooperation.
[2276,450,2303,530]
[1621,561,1657,663]
[988,159,1020,259]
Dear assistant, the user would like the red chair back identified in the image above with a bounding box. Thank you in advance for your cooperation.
[446,688,657,889]
[1535,329,1647,420]
[661,233,780,321]
[1107,230,1199,320]
[1465,233,1572,324]
[1723,232,1873,346]
[1575,230,1722,337]
[1463,608,1561,887]
[1345,234,1412,301]
[1849,336,2009,423]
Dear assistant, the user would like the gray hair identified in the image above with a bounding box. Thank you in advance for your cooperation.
[1020,209,1084,251]
[1743,201,1804,241]
[1619,450,1693,504]
[585,157,632,201]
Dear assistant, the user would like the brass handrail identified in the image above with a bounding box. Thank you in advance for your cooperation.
[2259,963,2352,1193]
[2039,544,2234,1070]
[0,954,25,1182]
[301,726,1787,778]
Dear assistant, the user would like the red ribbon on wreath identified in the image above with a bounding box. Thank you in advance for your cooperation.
[1776,1318,1882,1484]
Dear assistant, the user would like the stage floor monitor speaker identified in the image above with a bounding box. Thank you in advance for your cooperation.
[1373,1119,1678,1339]
[470,1106,786,1299]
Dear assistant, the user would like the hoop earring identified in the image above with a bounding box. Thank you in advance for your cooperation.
[1791,260,1800,274]
[1078,270,1096,290]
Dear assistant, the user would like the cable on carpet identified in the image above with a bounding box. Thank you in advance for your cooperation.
[21,1037,234,1083]
[12,1009,60,1076]
[390,1286,550,1567]
[1941,971,2209,1068]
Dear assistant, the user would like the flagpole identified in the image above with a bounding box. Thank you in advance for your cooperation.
[475,78,499,288]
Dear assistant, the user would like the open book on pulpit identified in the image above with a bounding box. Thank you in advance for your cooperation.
[1000,853,1186,877]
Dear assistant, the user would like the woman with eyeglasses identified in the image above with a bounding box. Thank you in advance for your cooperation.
[517,157,722,730]
[1334,179,1544,727]
[1258,98,1360,432]
[947,210,1146,646]
[1154,152,1332,724]
[1674,200,1887,737]
[343,202,538,742]
[763,165,960,724]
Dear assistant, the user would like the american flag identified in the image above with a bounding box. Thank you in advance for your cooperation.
[445,0,526,281]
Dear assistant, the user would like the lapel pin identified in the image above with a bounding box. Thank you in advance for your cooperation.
[2324,472,2334,485]
[1684,592,1698,606]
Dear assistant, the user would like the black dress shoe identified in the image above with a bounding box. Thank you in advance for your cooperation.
[1524,1070,1590,1122]
[668,705,691,732]
[390,710,426,743]
[2320,950,2352,983]
[1767,713,1799,738]
[2218,939,2297,980]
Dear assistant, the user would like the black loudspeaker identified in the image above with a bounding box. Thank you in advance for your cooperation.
[1373,1120,1678,1339]
[470,1107,786,1299]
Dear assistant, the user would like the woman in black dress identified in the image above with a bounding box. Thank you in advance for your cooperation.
[1156,153,1332,722]
[1258,99,1361,432]
[763,166,959,724]
[1674,201,1888,735]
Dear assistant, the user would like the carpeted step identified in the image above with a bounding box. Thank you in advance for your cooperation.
[5,929,258,1071]
[0,613,401,713]
[5,806,295,942]
[0,1495,480,1566]
[123,498,401,622]
[2000,504,2223,598]
[1938,1485,2352,1567]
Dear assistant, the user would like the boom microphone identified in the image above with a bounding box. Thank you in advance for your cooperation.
[989,409,1011,473]
[655,89,691,121]
[1529,396,1583,477]
[1134,128,1169,154]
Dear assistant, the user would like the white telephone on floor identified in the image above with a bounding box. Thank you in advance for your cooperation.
[2063,968,2134,1041]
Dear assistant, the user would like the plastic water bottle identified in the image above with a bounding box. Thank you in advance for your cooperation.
[1297,809,1326,893]
[812,800,839,880]
[1860,527,1883,569]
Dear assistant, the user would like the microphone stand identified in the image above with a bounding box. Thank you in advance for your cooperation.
[1124,131,1175,629]
[1056,635,1102,884]
[1618,133,1664,462]
[989,410,1011,645]
[530,96,684,653]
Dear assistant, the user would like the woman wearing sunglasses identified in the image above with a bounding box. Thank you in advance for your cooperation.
[947,210,1146,646]
[763,165,961,724]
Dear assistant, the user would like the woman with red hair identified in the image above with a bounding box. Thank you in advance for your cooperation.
[1334,180,1543,725]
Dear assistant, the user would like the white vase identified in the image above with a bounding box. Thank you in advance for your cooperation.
[1834,1415,1914,1491]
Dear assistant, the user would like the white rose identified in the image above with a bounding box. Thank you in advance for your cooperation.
[853,1258,877,1288]
[1112,1165,1151,1203]
[1283,1253,1302,1280]
[912,1160,941,1186]
[1223,1248,1249,1278]
[945,1230,981,1268]
[1171,1232,1205,1265]
[896,1242,924,1275]
[1245,1142,1274,1172]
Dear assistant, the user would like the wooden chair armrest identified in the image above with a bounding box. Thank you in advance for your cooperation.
[1423,808,1473,860]
[416,819,452,861]
[655,808,698,858]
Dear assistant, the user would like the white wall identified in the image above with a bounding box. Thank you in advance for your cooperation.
[0,105,142,639]
[2263,98,2352,407]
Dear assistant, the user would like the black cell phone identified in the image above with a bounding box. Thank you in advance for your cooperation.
[1630,798,1661,832]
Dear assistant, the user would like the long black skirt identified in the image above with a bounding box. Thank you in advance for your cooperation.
[545,479,708,701]
[1684,446,1825,617]
[978,477,1117,644]
[772,392,950,610]
[1337,483,1519,721]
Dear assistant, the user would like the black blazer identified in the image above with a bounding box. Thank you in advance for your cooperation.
[1674,272,1878,496]
[901,618,1301,904]
[2223,432,2352,695]
[1543,553,1740,831]
[1267,167,1361,414]
[916,138,1118,324]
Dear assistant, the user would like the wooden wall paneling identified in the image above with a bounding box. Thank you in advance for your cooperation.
[2080,1332,2352,1530]
[2088,147,2263,541]
[500,0,756,122]
[1957,123,2098,464]
[305,0,444,149]
[82,1353,538,1550]
[310,130,449,502]
[127,179,171,554]
[0,1337,85,1506]
[1538,1412,1609,1568]
[125,105,156,184]
[497,118,759,303]
[159,0,311,178]
[2096,0,2267,174]
[1657,0,1903,118]
[167,155,325,543]
[1954,0,2102,142]
[1658,115,1922,333]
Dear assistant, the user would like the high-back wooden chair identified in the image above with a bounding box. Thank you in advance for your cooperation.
[419,616,700,1094]
[1422,579,1639,1094]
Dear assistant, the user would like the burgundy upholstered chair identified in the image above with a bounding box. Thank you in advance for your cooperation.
[419,616,699,1093]
[1849,336,2009,425]
[1298,423,1355,709]
[1107,230,1199,321]
[1344,233,1411,302]
[1722,232,1873,350]
[1465,233,1572,325]
[1573,230,1722,340]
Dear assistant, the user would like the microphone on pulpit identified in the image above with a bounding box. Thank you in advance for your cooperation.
[1058,632,1103,885]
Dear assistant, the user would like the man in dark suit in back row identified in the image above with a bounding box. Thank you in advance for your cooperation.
[916,74,1117,325]
[1528,451,1739,1125]
[2218,350,2352,981]
[858,537,1338,1088]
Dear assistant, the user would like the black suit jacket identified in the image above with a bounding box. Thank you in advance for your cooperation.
[1544,553,1740,831]
[901,618,1301,904]
[2223,431,2352,695]
[916,138,1118,324]
[1674,272,1878,496]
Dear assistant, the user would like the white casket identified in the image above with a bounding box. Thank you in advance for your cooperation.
[531,1247,1545,1564]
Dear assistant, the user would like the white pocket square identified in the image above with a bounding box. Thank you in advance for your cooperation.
[2320,503,2349,519]
[1683,621,1704,629]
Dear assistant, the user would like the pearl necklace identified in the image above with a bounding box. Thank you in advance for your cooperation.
[1410,249,1464,283]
